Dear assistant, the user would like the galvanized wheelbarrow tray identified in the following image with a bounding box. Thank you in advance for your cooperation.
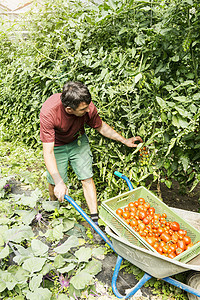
[64,171,200,299]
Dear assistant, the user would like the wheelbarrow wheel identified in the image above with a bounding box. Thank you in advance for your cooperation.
[186,271,200,300]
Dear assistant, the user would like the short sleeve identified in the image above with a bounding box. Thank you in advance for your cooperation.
[40,111,55,143]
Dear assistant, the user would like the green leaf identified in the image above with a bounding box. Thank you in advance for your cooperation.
[0,271,18,290]
[31,239,49,257]
[29,274,43,291]
[26,287,52,300]
[13,194,37,208]
[180,156,189,172]
[63,219,75,232]
[54,254,65,268]
[53,224,64,241]
[70,271,93,290]
[165,180,172,189]
[4,225,34,243]
[15,210,36,225]
[134,73,142,84]
[108,0,117,10]
[0,245,9,259]
[54,236,79,254]
[57,263,76,273]
[74,247,92,262]
[92,247,105,260]
[0,279,6,292]
[165,138,176,157]
[172,96,189,103]
[42,200,60,212]
[57,295,70,300]
[22,257,46,273]
[84,260,102,275]
[172,115,180,128]
[156,96,167,109]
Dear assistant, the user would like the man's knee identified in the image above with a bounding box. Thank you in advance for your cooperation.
[81,178,93,185]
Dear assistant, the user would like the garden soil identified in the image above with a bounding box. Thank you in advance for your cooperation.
[10,179,200,299]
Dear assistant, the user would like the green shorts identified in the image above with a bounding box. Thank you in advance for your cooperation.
[46,134,93,185]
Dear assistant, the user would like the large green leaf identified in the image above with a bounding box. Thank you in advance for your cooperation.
[54,236,79,254]
[31,239,49,257]
[74,247,92,262]
[0,244,9,259]
[84,260,102,275]
[26,287,52,300]
[70,271,93,290]
[57,263,76,274]
[22,257,46,273]
[29,274,43,291]
[4,225,34,243]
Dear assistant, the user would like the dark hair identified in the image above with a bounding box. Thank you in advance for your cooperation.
[60,81,91,110]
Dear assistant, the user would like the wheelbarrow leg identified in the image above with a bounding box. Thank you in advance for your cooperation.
[112,255,152,299]
[162,276,200,298]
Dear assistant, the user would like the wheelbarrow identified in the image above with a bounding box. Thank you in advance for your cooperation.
[64,171,200,299]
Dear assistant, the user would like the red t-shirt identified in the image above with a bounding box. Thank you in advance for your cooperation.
[40,93,102,146]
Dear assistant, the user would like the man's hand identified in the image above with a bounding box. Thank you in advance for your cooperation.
[54,181,68,202]
[123,136,143,147]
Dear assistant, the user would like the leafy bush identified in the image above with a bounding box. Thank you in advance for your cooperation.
[0,0,199,198]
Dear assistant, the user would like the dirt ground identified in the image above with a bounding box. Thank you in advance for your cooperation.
[154,180,200,213]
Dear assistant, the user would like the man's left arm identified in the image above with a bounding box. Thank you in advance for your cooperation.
[96,121,143,147]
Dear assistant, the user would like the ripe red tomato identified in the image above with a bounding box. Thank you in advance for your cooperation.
[138,198,145,204]
[168,252,176,259]
[130,207,137,214]
[169,244,177,252]
[160,232,171,243]
[129,211,136,219]
[148,207,155,215]
[144,202,150,210]
[183,236,191,245]
[122,211,130,219]
[170,221,180,231]
[138,222,146,231]
[143,217,150,225]
[130,219,138,227]
[172,233,179,243]
[128,202,135,209]
[146,236,156,247]
[138,211,147,220]
[178,229,187,236]
[116,208,123,216]
[177,240,186,250]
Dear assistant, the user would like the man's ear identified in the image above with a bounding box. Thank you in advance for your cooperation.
[65,107,74,114]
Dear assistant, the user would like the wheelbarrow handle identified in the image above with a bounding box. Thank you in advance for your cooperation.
[64,194,115,251]
[114,171,134,191]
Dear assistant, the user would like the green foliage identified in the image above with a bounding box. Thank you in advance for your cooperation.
[0,176,108,299]
[0,0,199,195]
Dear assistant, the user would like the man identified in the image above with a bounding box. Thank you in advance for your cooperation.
[40,81,142,225]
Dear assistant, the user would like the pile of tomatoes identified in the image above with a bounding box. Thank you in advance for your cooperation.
[116,197,194,259]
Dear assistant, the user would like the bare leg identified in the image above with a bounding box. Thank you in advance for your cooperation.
[81,178,98,214]
[48,183,57,200]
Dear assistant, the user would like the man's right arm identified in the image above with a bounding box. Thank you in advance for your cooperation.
[42,142,68,202]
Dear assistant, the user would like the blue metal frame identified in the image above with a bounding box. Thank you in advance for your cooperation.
[64,171,200,299]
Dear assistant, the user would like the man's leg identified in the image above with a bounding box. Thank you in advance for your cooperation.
[81,177,97,214]
[48,183,57,200]
[46,145,69,200]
